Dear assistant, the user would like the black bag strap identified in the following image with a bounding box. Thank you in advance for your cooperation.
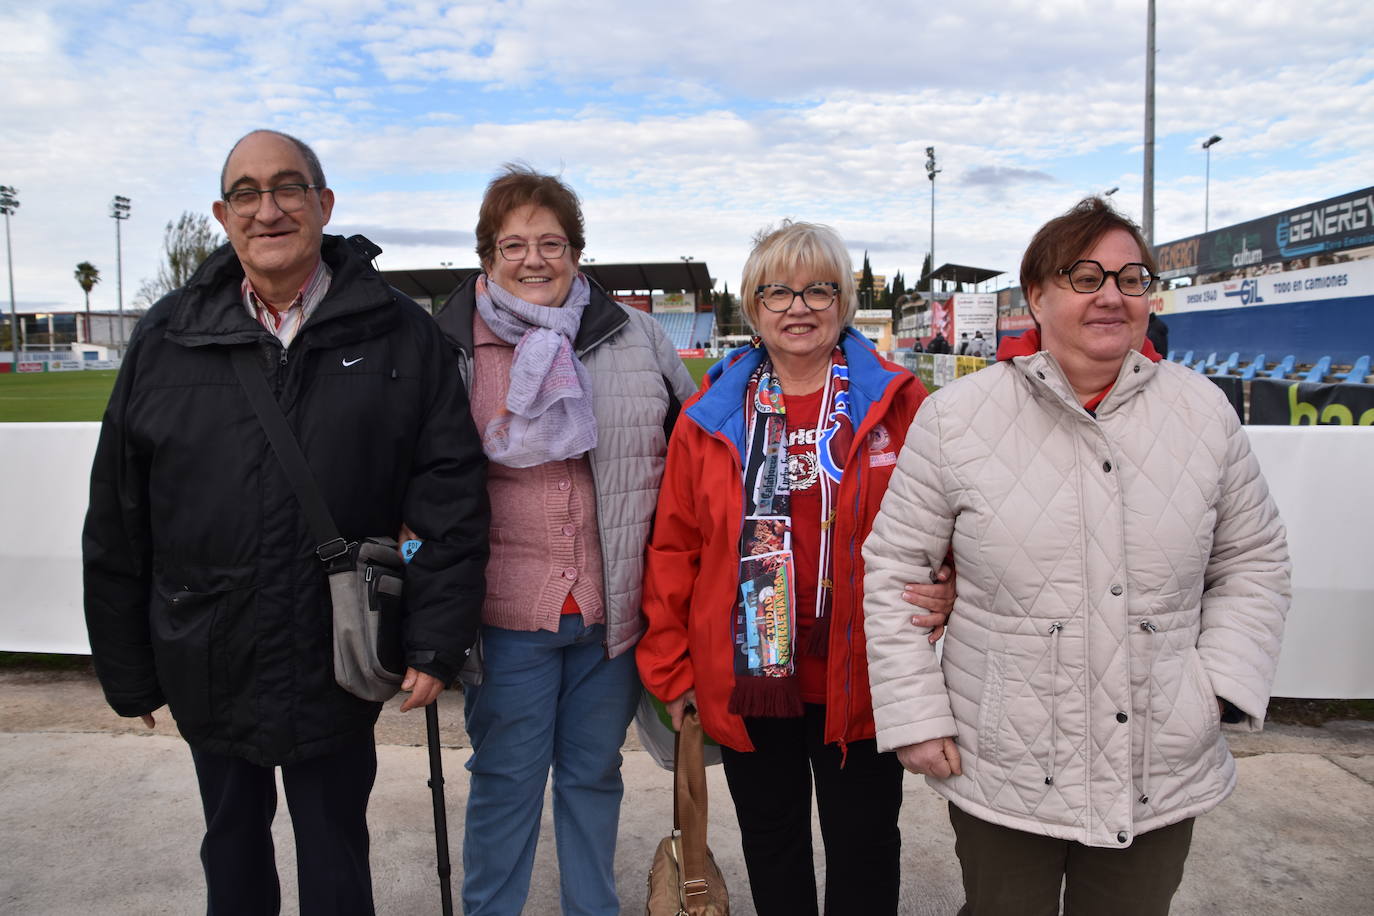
[230,347,352,571]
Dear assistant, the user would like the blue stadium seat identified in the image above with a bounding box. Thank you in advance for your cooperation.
[1265,355,1296,379]
[1210,352,1240,377]
[691,312,716,347]
[1238,354,1267,381]
[1179,350,1194,367]
[1166,350,1176,362]
[1303,356,1333,383]
[1336,355,1370,384]
[651,312,696,349]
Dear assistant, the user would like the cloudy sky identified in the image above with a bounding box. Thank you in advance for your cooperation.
[2,0,1370,312]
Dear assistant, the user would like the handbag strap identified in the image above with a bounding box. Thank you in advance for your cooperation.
[673,709,712,899]
[230,347,351,571]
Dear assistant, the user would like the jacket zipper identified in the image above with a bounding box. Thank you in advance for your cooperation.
[1044,621,1065,786]
[1138,619,1159,804]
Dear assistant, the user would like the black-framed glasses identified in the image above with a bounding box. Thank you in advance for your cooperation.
[1058,260,1154,296]
[221,183,322,217]
[755,282,839,312]
[497,238,570,261]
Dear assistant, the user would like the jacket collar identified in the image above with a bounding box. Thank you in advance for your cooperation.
[434,271,628,358]
[165,234,395,348]
[1012,347,1160,418]
[686,327,906,452]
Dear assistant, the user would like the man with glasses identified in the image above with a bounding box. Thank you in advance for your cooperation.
[83,129,489,914]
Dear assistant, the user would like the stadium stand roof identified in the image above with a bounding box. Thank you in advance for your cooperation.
[919,263,1004,288]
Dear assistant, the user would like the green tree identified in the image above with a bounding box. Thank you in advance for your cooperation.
[858,251,876,310]
[134,211,225,307]
[74,261,101,337]
[920,252,934,291]
[714,281,740,338]
[888,270,905,323]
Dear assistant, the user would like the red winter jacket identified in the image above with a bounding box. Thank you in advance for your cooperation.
[636,330,928,752]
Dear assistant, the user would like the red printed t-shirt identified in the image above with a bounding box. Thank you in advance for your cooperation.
[783,388,827,704]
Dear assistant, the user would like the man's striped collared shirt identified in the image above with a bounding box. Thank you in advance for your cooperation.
[242,259,333,348]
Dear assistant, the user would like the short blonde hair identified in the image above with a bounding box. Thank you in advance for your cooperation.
[740,221,858,330]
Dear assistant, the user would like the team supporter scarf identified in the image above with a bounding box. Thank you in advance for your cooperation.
[730,346,854,718]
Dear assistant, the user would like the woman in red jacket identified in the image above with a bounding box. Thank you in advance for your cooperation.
[637,220,952,915]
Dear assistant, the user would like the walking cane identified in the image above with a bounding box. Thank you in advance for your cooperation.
[426,699,455,916]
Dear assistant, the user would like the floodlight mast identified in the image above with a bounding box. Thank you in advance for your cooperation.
[1,186,19,369]
[110,195,131,357]
[925,147,941,293]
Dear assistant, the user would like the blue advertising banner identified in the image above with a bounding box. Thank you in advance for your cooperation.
[1153,186,1374,279]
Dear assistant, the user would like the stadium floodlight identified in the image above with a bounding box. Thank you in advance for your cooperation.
[925,147,942,291]
[1202,135,1223,232]
[110,195,131,357]
[1,186,18,369]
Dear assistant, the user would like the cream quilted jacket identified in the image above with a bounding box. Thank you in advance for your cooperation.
[862,350,1290,848]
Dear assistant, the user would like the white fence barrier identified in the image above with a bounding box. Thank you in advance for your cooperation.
[1,423,1371,698]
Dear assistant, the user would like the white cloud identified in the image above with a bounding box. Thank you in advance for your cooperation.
[0,0,1369,311]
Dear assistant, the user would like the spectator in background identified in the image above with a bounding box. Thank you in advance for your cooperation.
[928,330,951,354]
[1147,311,1169,357]
[968,331,988,358]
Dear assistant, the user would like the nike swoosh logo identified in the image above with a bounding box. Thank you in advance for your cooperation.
[342,357,365,367]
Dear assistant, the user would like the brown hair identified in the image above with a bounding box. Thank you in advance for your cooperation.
[1019,196,1155,295]
[475,164,586,268]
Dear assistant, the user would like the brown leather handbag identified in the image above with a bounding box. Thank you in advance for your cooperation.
[645,709,730,915]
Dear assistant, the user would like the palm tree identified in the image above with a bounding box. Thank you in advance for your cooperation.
[74,262,100,343]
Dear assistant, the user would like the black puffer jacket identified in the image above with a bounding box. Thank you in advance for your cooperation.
[83,235,489,766]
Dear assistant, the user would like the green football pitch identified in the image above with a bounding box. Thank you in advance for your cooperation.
[0,370,117,422]
[0,358,715,423]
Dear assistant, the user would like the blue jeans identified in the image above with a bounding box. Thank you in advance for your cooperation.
[461,617,641,916]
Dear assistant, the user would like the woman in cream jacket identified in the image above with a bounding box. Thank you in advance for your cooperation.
[862,197,1290,915]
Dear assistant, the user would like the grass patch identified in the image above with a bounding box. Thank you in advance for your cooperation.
[0,652,94,672]
[1267,697,1374,726]
[0,370,117,422]
[681,356,714,387]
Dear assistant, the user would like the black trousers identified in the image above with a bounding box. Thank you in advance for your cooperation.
[949,803,1195,916]
[719,704,904,916]
[190,739,378,916]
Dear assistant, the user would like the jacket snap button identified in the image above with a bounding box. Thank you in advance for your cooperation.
[1117,831,1128,844]
[1133,364,1141,373]
[1116,712,1128,723]
[1037,371,1046,379]
[1102,460,1112,472]
[1111,584,1123,596]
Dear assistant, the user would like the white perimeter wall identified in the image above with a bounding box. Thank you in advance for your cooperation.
[1,423,1371,698]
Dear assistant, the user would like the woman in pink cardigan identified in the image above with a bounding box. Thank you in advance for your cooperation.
[433,165,698,915]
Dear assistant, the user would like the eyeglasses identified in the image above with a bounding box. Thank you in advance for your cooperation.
[1057,260,1154,296]
[221,183,322,218]
[755,282,839,312]
[497,238,570,261]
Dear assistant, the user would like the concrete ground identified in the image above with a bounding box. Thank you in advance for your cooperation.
[1,668,1371,914]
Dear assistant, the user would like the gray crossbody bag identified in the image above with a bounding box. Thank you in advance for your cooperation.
[231,347,405,702]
